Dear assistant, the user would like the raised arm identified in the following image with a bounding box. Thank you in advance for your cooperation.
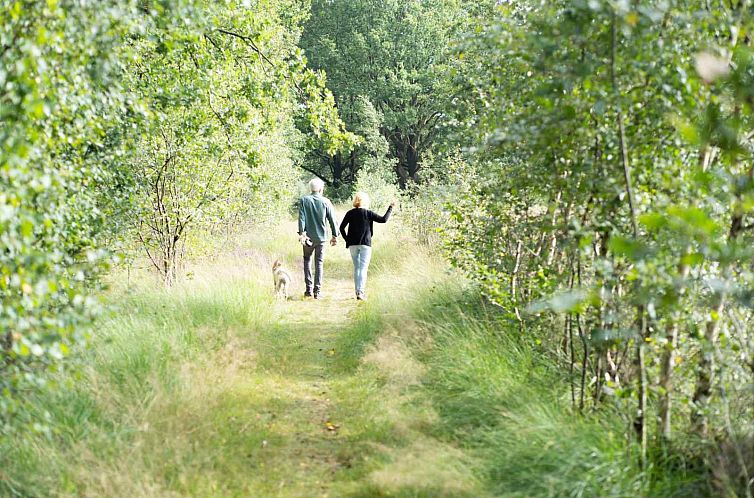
[369,205,393,223]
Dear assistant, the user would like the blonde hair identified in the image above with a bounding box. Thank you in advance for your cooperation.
[352,191,370,209]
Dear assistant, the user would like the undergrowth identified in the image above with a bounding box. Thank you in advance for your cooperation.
[0,220,713,497]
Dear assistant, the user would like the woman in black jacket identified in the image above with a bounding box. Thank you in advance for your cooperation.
[339,192,396,300]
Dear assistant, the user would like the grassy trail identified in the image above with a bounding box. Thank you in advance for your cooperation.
[2,220,670,497]
[0,221,488,497]
[242,276,365,496]
[190,232,485,497]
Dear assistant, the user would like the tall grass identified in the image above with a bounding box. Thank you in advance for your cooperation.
[340,231,709,497]
[0,257,274,497]
[1,218,711,497]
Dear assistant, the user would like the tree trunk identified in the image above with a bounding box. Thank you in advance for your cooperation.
[511,239,524,326]
[691,296,725,437]
[568,314,576,408]
[2,330,12,356]
[391,131,421,188]
[406,137,420,184]
[160,233,179,287]
[658,259,690,442]
[395,164,409,189]
[610,12,645,466]
[634,307,648,470]
[691,195,745,434]
[658,321,680,441]
[332,153,344,191]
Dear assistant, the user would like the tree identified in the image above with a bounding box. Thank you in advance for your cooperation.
[301,0,492,189]
[127,0,353,285]
[0,0,138,420]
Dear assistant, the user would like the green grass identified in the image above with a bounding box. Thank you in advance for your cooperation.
[363,268,708,498]
[0,219,708,497]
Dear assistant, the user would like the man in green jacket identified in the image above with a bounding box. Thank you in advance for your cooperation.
[298,178,339,299]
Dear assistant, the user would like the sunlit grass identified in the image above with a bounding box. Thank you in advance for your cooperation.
[0,218,705,497]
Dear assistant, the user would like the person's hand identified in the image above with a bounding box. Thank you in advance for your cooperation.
[330,237,337,247]
[389,199,398,208]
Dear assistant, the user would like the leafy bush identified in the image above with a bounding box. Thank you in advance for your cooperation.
[352,155,402,212]
[444,1,754,490]
[0,0,137,423]
[401,151,477,247]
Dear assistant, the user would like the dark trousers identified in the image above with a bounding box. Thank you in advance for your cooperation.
[303,243,325,293]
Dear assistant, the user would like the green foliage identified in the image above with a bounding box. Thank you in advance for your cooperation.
[353,157,401,213]
[444,0,754,492]
[399,151,476,246]
[0,0,139,422]
[301,0,494,188]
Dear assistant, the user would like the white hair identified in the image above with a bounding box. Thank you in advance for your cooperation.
[309,177,325,193]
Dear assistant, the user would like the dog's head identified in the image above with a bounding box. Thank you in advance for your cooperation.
[272,259,282,271]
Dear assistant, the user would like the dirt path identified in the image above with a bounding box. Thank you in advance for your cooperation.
[248,276,360,497]
[231,247,484,497]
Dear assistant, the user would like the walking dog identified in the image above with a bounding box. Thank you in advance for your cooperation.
[272,259,293,300]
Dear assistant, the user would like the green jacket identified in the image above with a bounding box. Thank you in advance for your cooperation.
[298,193,339,243]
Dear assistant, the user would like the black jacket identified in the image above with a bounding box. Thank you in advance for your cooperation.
[339,206,392,248]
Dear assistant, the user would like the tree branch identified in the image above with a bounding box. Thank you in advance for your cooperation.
[298,164,332,184]
[137,226,164,275]
[216,28,275,67]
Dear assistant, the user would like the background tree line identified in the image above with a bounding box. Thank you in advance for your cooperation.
[299,0,492,194]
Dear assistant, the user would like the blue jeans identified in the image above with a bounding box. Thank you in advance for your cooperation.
[349,245,372,296]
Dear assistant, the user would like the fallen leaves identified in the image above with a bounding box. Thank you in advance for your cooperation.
[323,420,340,433]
